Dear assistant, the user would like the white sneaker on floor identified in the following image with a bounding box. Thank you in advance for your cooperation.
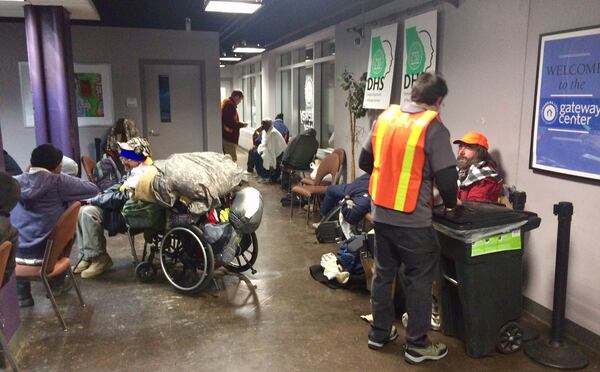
[243,170,253,175]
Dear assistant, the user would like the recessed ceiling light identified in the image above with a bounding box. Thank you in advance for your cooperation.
[204,0,262,14]
[232,42,265,54]
[220,64,225,68]
[220,56,242,62]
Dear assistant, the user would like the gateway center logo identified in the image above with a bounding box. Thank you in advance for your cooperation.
[542,101,558,124]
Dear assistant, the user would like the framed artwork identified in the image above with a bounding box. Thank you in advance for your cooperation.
[74,63,114,126]
[19,62,114,127]
[530,25,600,181]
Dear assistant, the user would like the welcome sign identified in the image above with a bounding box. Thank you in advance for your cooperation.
[363,23,398,109]
[531,26,600,181]
[400,10,437,104]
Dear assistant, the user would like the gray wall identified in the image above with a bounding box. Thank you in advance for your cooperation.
[333,0,600,336]
[0,23,221,167]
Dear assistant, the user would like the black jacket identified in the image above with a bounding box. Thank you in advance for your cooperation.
[282,128,319,170]
[91,178,129,236]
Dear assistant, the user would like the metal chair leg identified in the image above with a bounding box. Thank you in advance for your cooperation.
[306,196,312,224]
[0,331,20,372]
[127,229,139,265]
[42,275,68,331]
[68,267,86,308]
[290,192,294,218]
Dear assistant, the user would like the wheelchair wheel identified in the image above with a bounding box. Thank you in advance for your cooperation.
[135,261,157,283]
[224,232,258,273]
[159,225,214,293]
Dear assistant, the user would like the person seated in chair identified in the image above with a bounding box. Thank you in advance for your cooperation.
[272,113,290,143]
[0,172,20,289]
[453,131,503,202]
[10,144,99,307]
[317,173,371,227]
[75,138,152,279]
[247,118,287,183]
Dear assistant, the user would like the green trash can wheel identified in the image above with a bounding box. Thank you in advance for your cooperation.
[497,321,523,354]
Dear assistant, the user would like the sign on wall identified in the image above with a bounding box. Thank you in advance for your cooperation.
[363,23,398,109]
[20,62,115,127]
[400,10,437,104]
[531,25,600,181]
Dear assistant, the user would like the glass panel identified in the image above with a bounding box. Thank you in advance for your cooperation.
[305,46,314,62]
[299,66,314,131]
[281,52,292,66]
[281,70,292,132]
[158,75,171,123]
[251,76,262,128]
[243,78,251,124]
[321,61,335,147]
[323,39,335,57]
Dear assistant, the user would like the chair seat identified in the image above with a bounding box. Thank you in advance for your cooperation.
[16,257,71,280]
[301,177,331,186]
[292,185,328,198]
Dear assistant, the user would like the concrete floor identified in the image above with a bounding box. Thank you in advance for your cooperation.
[12,151,600,371]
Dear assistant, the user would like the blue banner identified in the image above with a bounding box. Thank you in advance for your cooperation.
[532,27,600,180]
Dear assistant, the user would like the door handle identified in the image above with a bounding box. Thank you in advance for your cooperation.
[150,129,160,136]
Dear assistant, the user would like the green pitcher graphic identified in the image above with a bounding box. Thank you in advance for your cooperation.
[406,26,425,74]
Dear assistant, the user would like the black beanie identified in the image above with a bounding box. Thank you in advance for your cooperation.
[30,144,63,171]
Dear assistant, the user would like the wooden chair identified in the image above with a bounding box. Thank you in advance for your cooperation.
[15,202,85,331]
[80,156,96,182]
[291,153,340,223]
[300,148,346,187]
[331,148,346,184]
[0,241,20,372]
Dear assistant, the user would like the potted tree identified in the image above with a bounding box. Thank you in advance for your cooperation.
[339,70,368,180]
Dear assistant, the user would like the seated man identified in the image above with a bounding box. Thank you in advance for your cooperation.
[454,131,504,202]
[0,172,20,288]
[318,173,371,226]
[10,144,99,307]
[76,138,153,279]
[247,118,287,183]
[246,113,290,175]
[272,113,290,143]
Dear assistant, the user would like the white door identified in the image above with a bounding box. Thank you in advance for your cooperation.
[143,64,204,160]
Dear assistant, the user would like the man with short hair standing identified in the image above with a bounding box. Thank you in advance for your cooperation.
[359,73,458,364]
[454,131,504,202]
[221,90,247,162]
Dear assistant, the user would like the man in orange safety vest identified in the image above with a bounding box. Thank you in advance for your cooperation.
[359,73,459,365]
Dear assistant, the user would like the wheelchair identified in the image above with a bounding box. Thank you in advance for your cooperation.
[126,200,259,294]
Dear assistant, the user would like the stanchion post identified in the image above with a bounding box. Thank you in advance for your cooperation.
[524,201,588,369]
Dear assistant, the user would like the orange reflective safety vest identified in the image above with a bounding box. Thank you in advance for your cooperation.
[369,105,438,213]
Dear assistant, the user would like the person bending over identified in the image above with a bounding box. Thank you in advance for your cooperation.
[75,138,152,279]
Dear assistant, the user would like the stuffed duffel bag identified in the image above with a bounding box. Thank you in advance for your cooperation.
[229,187,263,234]
[122,199,166,231]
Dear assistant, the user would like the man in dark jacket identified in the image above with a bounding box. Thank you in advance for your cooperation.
[3,150,23,176]
[10,144,99,306]
[0,172,20,288]
[221,90,247,162]
[75,138,152,279]
[282,128,319,170]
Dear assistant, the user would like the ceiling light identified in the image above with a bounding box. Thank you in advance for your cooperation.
[204,0,262,14]
[220,64,225,68]
[232,41,265,54]
[220,56,241,62]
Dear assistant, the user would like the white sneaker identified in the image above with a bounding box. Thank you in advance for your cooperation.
[243,170,253,175]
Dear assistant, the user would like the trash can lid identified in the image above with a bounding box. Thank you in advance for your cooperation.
[433,201,535,231]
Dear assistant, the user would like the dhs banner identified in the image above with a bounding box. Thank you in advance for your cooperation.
[531,26,600,181]
[363,23,398,109]
[400,10,437,104]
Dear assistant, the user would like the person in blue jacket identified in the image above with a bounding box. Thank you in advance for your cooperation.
[318,173,371,226]
[10,144,99,307]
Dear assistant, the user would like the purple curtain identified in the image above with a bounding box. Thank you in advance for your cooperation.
[24,5,80,161]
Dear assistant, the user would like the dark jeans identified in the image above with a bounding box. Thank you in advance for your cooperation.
[249,149,282,182]
[370,222,440,348]
[320,184,346,217]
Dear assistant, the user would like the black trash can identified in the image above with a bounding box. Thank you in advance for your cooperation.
[432,201,541,358]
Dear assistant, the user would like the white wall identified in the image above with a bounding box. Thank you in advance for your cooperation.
[0,23,221,167]
[331,0,600,336]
